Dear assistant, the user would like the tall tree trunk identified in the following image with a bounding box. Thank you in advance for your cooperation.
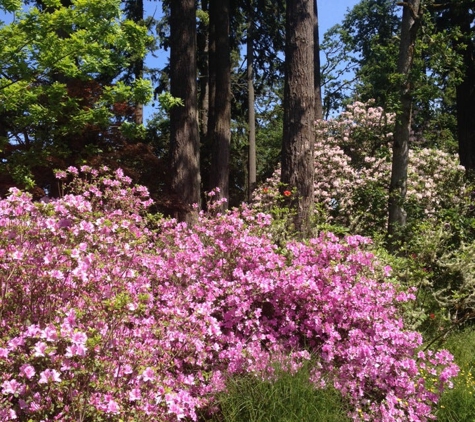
[281,0,315,238]
[170,0,201,224]
[451,4,475,170]
[125,0,144,125]
[209,0,231,208]
[203,0,217,196]
[197,0,209,141]
[247,0,256,201]
[314,0,323,120]
[387,0,421,247]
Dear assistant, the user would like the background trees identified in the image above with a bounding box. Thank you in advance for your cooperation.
[2,0,475,239]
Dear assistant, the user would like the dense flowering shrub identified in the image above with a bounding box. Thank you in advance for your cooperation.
[0,167,458,421]
[253,101,469,236]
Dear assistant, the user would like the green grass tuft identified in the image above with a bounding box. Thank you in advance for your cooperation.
[202,362,351,422]
[436,326,475,422]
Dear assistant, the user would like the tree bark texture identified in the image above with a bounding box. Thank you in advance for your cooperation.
[170,0,201,223]
[387,0,421,244]
[124,0,144,125]
[209,0,231,208]
[282,0,315,237]
[314,0,323,120]
[197,0,209,141]
[247,0,257,201]
[451,4,475,170]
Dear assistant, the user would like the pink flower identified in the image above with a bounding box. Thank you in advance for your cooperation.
[38,369,61,384]
[2,379,22,395]
[141,367,155,382]
[33,342,47,357]
[106,399,120,414]
[20,364,36,379]
[41,325,58,342]
[71,331,87,345]
[65,344,87,357]
[129,388,141,401]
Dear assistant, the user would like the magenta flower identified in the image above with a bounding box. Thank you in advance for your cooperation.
[1,379,22,395]
[129,388,141,402]
[38,369,61,384]
[106,399,120,414]
[141,367,155,382]
[20,364,36,379]
[33,342,47,357]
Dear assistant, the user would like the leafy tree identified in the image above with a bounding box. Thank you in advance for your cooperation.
[0,0,152,196]
[320,0,401,114]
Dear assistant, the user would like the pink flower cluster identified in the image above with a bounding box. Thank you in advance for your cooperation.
[0,167,458,421]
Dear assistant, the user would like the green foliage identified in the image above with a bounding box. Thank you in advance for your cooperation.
[0,0,20,12]
[156,92,184,111]
[436,327,475,421]
[321,0,462,147]
[205,362,351,422]
[0,0,153,193]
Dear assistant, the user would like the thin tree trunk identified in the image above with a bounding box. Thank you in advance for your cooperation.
[387,0,421,247]
[247,0,256,201]
[126,0,144,125]
[281,0,315,238]
[197,0,209,140]
[314,0,323,120]
[209,0,231,208]
[170,0,201,224]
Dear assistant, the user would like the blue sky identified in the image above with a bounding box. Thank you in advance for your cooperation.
[319,0,360,34]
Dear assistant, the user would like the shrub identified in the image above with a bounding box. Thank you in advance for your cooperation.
[253,100,469,239]
[0,167,458,421]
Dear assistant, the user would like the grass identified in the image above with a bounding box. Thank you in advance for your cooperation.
[202,362,351,422]
[200,328,475,422]
[436,326,475,422]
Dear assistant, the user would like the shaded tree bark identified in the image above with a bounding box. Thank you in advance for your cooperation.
[314,0,323,120]
[281,0,315,237]
[387,0,421,246]
[247,0,256,201]
[169,0,201,223]
[197,0,209,141]
[208,0,231,208]
[123,0,144,124]
[451,3,475,170]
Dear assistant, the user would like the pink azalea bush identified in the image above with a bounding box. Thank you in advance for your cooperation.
[0,167,458,421]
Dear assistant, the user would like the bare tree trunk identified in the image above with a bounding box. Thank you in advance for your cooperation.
[197,0,209,141]
[451,4,475,170]
[247,0,256,201]
[209,0,231,208]
[314,0,323,120]
[125,0,144,125]
[387,0,421,247]
[170,0,201,224]
[281,0,315,238]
